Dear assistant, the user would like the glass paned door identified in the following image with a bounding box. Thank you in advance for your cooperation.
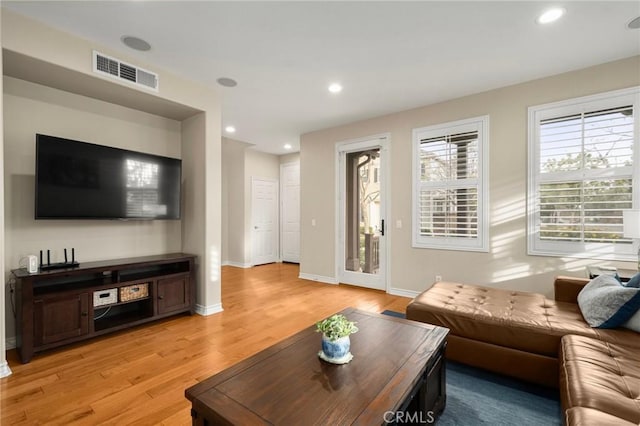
[345,150,381,275]
[338,137,387,290]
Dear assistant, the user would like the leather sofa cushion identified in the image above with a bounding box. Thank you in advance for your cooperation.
[565,407,638,426]
[406,282,637,357]
[560,335,640,425]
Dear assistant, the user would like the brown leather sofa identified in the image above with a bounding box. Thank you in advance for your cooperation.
[560,334,640,426]
[406,276,640,425]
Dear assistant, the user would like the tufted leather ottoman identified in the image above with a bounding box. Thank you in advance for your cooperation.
[560,334,640,426]
[406,280,637,388]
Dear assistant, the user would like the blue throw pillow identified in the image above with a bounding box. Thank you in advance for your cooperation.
[625,272,640,288]
[577,274,640,328]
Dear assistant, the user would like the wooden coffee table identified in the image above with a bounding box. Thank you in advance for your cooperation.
[185,308,448,425]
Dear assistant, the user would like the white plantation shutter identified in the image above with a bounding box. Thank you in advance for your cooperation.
[539,106,634,173]
[528,88,639,259]
[413,116,488,251]
[538,179,633,243]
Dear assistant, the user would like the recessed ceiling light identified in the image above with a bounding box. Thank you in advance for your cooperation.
[225,126,236,133]
[628,16,640,30]
[217,77,238,87]
[328,83,343,93]
[284,144,293,150]
[121,35,151,52]
[536,7,565,24]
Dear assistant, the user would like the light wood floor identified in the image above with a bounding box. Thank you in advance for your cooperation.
[1,263,411,425]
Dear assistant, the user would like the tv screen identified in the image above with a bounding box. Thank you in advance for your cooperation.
[35,134,181,220]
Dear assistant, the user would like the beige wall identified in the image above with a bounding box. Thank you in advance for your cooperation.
[3,76,183,340]
[280,152,300,164]
[246,149,281,180]
[204,107,222,310]
[1,10,213,114]
[0,5,9,378]
[222,138,249,265]
[181,111,222,311]
[300,56,640,297]
[244,149,280,263]
[2,9,222,358]
[220,139,281,266]
[221,144,229,263]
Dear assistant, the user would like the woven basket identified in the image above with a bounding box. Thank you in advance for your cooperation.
[119,283,149,302]
[93,288,118,307]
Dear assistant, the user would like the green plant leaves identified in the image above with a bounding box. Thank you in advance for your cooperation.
[316,314,358,342]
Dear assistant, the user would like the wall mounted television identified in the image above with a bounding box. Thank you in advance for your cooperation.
[35,134,182,220]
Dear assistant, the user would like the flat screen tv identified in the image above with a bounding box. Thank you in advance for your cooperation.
[35,134,181,220]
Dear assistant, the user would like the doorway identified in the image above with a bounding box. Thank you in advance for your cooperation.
[281,162,300,263]
[252,177,279,266]
[337,136,388,290]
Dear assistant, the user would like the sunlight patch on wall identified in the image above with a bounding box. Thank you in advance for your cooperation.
[561,257,598,275]
[210,246,220,283]
[491,229,525,260]
[491,195,525,227]
[491,263,532,282]
[554,243,624,262]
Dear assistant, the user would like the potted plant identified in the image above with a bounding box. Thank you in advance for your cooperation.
[316,314,358,364]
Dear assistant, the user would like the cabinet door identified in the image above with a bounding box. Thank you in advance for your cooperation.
[34,293,89,346]
[157,276,189,315]
[424,350,446,417]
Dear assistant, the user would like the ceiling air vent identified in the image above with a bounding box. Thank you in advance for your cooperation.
[92,51,159,92]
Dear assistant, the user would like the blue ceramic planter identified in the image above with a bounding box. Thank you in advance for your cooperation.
[321,335,350,359]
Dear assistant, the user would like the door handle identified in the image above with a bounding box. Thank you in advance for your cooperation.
[381,219,385,236]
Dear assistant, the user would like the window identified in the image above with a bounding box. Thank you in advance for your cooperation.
[528,87,640,259]
[413,116,489,251]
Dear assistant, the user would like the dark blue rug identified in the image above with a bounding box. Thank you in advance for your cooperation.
[440,362,560,425]
[381,310,561,425]
[381,309,406,319]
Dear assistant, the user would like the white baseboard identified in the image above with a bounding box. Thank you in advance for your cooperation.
[223,261,253,268]
[0,361,12,378]
[5,337,16,350]
[195,303,224,316]
[299,273,338,285]
[388,287,420,298]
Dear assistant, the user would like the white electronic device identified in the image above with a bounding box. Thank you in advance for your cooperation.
[27,255,38,273]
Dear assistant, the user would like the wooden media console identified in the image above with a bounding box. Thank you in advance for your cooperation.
[12,253,196,363]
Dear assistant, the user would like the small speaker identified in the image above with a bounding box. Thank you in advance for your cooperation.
[27,255,38,273]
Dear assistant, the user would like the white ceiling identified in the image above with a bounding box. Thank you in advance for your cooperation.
[3,1,640,154]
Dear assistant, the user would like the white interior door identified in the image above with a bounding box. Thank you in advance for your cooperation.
[281,162,300,263]
[337,135,388,291]
[252,178,278,266]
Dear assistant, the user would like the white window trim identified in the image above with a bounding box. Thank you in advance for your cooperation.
[527,86,640,260]
[412,115,490,252]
